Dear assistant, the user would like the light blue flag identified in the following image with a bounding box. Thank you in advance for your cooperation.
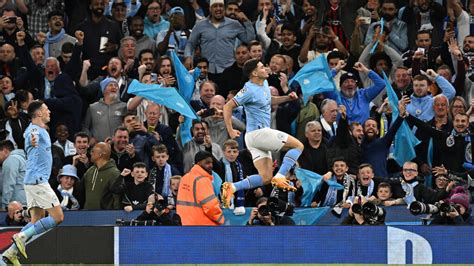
[127,80,197,119]
[212,171,223,197]
[289,55,337,104]
[370,18,384,54]
[170,50,200,146]
[295,168,323,207]
[325,178,344,190]
[383,72,420,166]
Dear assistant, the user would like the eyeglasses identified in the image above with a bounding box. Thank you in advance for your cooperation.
[403,168,417,173]
[14,210,22,215]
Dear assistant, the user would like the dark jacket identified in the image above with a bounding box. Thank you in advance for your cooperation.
[112,174,154,210]
[110,144,142,172]
[327,115,363,175]
[391,177,449,204]
[407,115,473,173]
[44,73,83,136]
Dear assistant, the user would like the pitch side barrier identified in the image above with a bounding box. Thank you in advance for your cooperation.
[2,205,463,226]
[1,226,473,264]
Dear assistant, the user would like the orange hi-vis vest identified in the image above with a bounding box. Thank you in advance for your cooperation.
[176,165,224,225]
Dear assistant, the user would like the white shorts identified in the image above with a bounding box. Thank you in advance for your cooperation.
[25,183,60,210]
[245,128,288,161]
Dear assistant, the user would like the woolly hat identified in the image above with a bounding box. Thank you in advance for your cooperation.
[194,150,213,164]
[100,77,118,94]
[449,187,471,210]
[339,72,357,86]
[210,0,224,6]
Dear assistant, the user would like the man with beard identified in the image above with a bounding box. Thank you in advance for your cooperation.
[17,30,83,135]
[80,57,133,103]
[184,0,255,89]
[82,78,127,143]
[364,0,407,54]
[361,100,405,178]
[78,0,123,80]
[138,48,155,76]
[129,15,155,55]
[157,55,176,87]
[36,10,76,59]
[177,150,224,225]
[401,0,446,48]
[325,62,385,124]
[157,7,189,60]
[180,120,223,173]
[299,25,349,67]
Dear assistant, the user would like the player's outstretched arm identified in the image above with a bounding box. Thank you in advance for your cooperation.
[271,91,298,105]
[223,100,241,139]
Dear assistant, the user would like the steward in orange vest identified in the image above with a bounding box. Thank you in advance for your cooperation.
[177,151,224,225]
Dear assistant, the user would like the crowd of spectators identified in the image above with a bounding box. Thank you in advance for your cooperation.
[0,0,473,225]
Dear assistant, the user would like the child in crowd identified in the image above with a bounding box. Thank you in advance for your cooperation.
[369,182,404,206]
[148,144,180,197]
[213,139,247,215]
[166,175,181,210]
[112,162,154,212]
[312,157,355,209]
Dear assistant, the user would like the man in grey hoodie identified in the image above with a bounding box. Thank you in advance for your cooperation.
[0,140,26,209]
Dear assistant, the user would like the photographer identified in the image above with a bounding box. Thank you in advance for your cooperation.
[430,188,473,225]
[134,193,181,226]
[2,201,28,226]
[341,196,386,225]
[247,197,295,226]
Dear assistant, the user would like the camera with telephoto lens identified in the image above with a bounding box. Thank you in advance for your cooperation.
[268,196,294,216]
[351,202,386,225]
[409,201,440,215]
[154,199,169,214]
[438,202,460,214]
[116,219,157,226]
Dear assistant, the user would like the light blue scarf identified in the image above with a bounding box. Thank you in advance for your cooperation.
[161,163,171,197]
[222,158,245,207]
[322,175,343,207]
[44,28,66,59]
[402,180,419,206]
[57,185,80,210]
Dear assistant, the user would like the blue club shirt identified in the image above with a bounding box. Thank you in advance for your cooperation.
[232,80,271,132]
[23,124,52,185]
